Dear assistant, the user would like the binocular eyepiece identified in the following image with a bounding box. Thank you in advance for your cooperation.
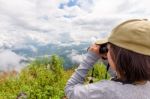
[99,43,108,54]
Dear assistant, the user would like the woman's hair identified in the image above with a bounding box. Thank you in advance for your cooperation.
[109,43,150,83]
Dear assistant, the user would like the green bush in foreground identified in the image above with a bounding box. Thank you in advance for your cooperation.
[0,55,110,99]
[87,62,110,83]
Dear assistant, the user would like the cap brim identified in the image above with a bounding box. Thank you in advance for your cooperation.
[95,38,108,45]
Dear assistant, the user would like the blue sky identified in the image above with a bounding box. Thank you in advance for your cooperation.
[0,0,150,71]
[59,0,78,8]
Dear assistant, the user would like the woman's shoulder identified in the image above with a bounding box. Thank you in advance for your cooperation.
[89,80,150,91]
[73,80,122,98]
[72,80,115,99]
[73,80,150,99]
[87,80,150,98]
[89,79,123,88]
[75,80,123,99]
[88,80,122,92]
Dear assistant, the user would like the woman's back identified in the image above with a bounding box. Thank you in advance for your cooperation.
[82,80,150,99]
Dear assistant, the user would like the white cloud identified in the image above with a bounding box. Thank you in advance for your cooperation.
[67,49,85,64]
[72,0,150,39]
[0,50,27,71]
[0,0,150,48]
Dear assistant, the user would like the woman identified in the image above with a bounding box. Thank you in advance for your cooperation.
[65,19,150,99]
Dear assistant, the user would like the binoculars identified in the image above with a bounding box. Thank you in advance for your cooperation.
[99,43,108,54]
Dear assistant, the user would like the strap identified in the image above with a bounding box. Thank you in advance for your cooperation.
[89,68,94,83]
[105,64,110,79]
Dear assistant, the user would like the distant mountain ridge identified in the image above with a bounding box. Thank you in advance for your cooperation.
[12,41,90,69]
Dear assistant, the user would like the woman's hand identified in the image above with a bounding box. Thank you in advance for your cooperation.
[88,44,107,59]
[88,44,100,55]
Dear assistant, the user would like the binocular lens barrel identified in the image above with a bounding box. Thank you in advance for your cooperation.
[99,43,108,54]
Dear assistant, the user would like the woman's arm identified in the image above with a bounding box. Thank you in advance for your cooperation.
[65,50,100,99]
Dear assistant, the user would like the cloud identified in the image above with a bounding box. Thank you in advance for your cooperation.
[0,50,27,71]
[72,0,150,38]
[58,41,81,47]
[0,0,150,49]
[67,49,85,64]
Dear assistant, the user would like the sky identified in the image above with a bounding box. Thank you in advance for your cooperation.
[0,0,150,71]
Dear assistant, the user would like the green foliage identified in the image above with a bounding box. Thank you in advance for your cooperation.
[0,55,110,99]
[87,62,110,83]
[0,55,73,99]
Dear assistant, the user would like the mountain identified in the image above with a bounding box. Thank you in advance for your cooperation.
[12,41,91,69]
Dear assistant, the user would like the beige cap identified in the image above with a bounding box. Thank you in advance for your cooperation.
[95,19,150,56]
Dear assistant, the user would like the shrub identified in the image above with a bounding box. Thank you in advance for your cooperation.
[0,55,109,99]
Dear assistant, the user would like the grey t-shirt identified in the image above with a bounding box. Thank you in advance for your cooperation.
[65,51,150,99]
